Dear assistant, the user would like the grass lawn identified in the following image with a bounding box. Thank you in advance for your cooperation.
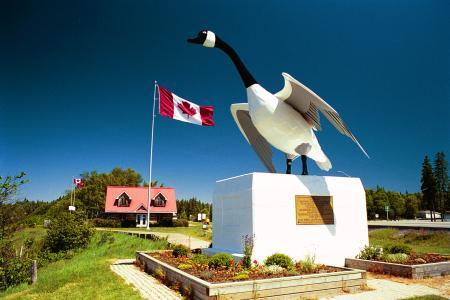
[103,221,212,241]
[0,232,168,300]
[10,226,47,248]
[369,229,450,255]
[148,222,212,241]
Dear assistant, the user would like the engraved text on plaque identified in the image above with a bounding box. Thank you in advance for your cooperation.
[295,196,334,225]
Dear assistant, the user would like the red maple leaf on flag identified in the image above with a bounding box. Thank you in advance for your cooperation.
[177,101,197,117]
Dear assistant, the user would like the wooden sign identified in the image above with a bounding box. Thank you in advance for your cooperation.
[295,196,334,225]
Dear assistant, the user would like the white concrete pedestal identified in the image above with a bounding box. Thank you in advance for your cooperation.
[204,173,368,267]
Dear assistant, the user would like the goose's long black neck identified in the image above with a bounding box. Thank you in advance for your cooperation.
[215,37,257,88]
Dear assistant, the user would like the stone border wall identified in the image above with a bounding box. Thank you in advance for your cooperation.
[137,251,366,300]
[345,258,450,279]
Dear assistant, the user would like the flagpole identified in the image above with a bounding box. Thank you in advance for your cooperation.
[70,176,75,213]
[147,81,158,230]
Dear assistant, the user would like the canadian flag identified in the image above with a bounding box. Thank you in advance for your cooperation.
[158,85,214,126]
[73,178,84,188]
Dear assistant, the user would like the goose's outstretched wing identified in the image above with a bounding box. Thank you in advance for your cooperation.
[231,103,276,173]
[275,72,369,158]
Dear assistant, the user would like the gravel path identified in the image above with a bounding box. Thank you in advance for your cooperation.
[111,259,181,300]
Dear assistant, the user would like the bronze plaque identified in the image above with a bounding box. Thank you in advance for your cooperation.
[295,196,334,225]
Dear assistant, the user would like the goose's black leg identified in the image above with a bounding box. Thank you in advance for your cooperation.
[286,158,292,174]
[301,155,308,175]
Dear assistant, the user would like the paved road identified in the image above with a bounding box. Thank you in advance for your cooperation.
[96,228,211,249]
[368,220,450,230]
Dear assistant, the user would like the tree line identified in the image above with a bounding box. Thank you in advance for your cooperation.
[0,167,211,232]
[177,197,212,221]
[1,152,447,232]
[366,151,448,220]
[365,187,421,220]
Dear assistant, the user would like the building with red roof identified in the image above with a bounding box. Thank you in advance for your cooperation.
[105,186,177,227]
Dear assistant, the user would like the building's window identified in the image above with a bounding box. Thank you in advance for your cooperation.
[115,192,131,207]
[153,193,166,207]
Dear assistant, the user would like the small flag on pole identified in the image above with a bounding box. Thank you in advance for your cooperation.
[73,178,84,188]
[158,85,214,126]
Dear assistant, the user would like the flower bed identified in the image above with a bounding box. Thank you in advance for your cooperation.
[137,251,367,299]
[345,258,450,279]
[347,245,450,278]
[147,251,341,283]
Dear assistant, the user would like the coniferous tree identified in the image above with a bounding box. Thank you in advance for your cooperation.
[421,155,437,221]
[433,152,448,221]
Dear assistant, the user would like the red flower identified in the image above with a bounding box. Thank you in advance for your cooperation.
[230,260,235,265]
[238,261,243,266]
[253,260,258,265]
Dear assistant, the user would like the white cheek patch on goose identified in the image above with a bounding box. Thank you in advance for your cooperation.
[203,31,216,48]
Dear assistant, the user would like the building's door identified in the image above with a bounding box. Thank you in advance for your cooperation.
[137,214,147,227]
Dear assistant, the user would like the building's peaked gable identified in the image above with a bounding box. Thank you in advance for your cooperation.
[134,203,147,212]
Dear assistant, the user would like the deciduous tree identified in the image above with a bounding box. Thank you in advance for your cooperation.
[0,172,27,240]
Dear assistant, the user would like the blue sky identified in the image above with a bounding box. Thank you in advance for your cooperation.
[1,0,449,202]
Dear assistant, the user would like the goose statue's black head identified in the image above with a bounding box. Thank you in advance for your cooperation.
[187,30,216,48]
[187,29,257,88]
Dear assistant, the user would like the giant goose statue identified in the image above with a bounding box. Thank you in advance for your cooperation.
[188,30,369,175]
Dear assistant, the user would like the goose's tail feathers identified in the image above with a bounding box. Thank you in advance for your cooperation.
[315,157,332,171]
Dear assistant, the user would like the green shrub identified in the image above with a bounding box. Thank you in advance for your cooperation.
[158,218,173,227]
[37,250,73,268]
[91,218,121,228]
[232,272,249,281]
[208,253,233,269]
[189,254,209,266]
[120,220,135,228]
[384,244,412,255]
[383,253,409,263]
[0,257,32,290]
[0,242,32,291]
[264,253,293,269]
[356,245,383,260]
[172,244,189,257]
[43,211,94,253]
[173,219,189,227]
[177,263,192,270]
[22,217,37,228]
